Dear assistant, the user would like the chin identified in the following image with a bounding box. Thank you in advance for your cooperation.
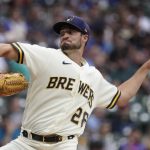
[61,43,71,50]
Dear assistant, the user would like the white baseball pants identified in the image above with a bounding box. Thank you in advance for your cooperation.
[0,136,78,150]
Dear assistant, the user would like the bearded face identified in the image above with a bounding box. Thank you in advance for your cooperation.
[60,40,81,51]
[60,28,84,51]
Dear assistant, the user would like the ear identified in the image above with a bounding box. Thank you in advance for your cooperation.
[83,34,88,43]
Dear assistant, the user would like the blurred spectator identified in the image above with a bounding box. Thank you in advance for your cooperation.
[0,58,9,73]
[88,140,104,150]
[4,8,28,42]
[7,96,24,127]
[119,127,146,150]
[111,106,133,133]
[98,121,118,150]
[0,114,20,146]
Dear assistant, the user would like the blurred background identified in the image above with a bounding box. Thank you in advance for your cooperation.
[0,0,150,149]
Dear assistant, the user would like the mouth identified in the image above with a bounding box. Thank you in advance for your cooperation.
[61,42,71,50]
[61,40,71,44]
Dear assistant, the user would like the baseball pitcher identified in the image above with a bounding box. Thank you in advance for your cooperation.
[0,16,150,150]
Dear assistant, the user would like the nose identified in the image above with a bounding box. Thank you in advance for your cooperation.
[61,34,70,42]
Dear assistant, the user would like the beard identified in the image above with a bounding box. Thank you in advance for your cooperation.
[60,41,81,51]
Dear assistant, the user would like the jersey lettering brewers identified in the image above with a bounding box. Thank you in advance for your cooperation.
[11,42,121,136]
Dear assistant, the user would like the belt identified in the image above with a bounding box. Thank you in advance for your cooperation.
[22,130,75,143]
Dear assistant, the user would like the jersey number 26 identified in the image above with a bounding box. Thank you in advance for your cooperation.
[71,107,89,127]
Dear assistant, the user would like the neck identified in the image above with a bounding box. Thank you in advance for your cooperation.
[63,49,83,66]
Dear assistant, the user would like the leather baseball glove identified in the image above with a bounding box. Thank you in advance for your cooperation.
[0,73,28,96]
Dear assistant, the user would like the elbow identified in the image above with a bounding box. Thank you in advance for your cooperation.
[117,87,133,108]
[116,96,130,108]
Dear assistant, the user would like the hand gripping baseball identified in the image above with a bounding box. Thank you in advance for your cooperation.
[0,73,28,96]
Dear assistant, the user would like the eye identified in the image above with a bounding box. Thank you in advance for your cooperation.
[68,30,72,34]
[69,29,76,35]
[60,29,76,36]
[60,31,65,37]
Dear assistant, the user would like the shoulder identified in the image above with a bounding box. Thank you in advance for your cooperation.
[83,62,104,80]
[87,64,103,77]
[18,42,57,50]
[16,42,61,54]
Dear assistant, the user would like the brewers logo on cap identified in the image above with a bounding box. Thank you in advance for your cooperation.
[66,16,74,22]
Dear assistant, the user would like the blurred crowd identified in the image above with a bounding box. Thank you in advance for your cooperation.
[0,0,150,149]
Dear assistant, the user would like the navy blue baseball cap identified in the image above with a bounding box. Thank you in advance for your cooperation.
[53,16,90,35]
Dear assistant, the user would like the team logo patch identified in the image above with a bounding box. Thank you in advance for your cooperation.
[66,16,74,22]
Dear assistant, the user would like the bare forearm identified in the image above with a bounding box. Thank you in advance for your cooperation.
[117,62,149,107]
[0,43,17,60]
